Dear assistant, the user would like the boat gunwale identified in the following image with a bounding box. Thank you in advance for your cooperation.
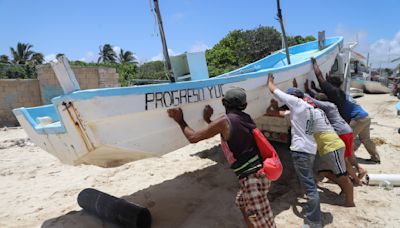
[13,36,343,136]
[51,36,343,104]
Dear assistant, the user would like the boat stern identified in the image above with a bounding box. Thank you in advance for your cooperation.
[13,104,89,165]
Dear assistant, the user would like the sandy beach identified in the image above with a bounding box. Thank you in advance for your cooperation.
[1,93,400,228]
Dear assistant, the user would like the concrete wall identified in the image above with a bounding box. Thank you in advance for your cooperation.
[0,65,120,126]
[36,65,119,104]
[0,79,42,126]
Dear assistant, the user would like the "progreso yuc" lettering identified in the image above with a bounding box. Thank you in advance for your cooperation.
[145,84,223,110]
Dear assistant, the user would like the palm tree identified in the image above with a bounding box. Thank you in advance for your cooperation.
[10,42,34,64]
[98,44,117,63]
[118,49,138,64]
[0,55,10,64]
[30,53,44,65]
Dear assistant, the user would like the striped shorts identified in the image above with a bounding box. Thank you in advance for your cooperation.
[318,147,347,176]
[235,173,276,228]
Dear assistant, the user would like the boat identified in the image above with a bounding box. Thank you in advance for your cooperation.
[350,87,364,98]
[13,37,344,167]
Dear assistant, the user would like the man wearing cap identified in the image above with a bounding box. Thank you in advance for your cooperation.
[267,74,321,227]
[167,87,276,228]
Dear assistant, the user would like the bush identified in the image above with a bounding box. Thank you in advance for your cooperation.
[206,26,316,77]
[0,64,37,79]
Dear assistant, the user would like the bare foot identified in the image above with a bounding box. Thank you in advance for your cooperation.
[358,168,367,181]
[352,179,362,187]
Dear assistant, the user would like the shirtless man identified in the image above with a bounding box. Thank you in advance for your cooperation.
[167,87,275,228]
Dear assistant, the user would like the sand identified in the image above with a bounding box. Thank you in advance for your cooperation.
[1,94,400,228]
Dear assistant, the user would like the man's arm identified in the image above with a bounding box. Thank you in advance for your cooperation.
[268,73,299,109]
[311,57,326,86]
[304,79,316,98]
[292,78,298,88]
[311,58,338,96]
[305,94,330,110]
[267,73,278,93]
[167,108,229,143]
[311,81,323,93]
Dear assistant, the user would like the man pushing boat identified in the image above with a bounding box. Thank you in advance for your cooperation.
[167,87,276,228]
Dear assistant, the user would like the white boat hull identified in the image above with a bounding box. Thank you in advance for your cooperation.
[14,37,342,166]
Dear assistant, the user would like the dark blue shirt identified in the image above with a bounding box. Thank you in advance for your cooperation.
[320,81,351,123]
[345,96,368,120]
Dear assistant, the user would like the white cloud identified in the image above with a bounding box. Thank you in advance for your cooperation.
[190,41,209,52]
[79,51,96,63]
[369,31,400,68]
[44,54,56,62]
[150,49,179,62]
[112,46,121,54]
[335,24,400,68]
[335,24,368,44]
[334,24,369,57]
[137,57,148,64]
[334,24,372,65]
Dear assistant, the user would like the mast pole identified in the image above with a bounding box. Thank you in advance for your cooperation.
[153,0,175,82]
[276,0,291,65]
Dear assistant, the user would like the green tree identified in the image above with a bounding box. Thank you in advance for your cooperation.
[117,63,138,86]
[9,42,45,65]
[118,49,138,64]
[98,44,117,63]
[206,26,316,77]
[10,42,35,64]
[238,26,282,64]
[288,35,316,46]
[0,55,10,64]
[136,61,166,80]
[2,65,28,79]
[6,42,44,78]
[384,68,393,76]
[206,26,282,77]
[30,53,44,65]
[205,30,244,76]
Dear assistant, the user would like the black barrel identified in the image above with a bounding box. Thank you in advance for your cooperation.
[77,188,151,228]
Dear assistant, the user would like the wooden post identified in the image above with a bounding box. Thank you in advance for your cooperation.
[276,0,291,65]
[318,31,326,50]
[153,0,175,82]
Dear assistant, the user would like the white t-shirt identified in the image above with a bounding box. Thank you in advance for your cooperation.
[313,108,335,133]
[273,89,317,154]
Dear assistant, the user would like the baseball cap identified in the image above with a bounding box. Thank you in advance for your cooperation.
[286,87,304,98]
[223,87,247,110]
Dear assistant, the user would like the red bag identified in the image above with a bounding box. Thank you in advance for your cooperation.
[252,128,283,181]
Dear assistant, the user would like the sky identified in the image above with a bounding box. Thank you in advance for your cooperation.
[1,0,400,68]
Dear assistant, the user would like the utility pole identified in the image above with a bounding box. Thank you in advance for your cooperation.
[276,0,291,65]
[153,0,175,82]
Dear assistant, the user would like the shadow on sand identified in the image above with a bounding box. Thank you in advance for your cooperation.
[42,142,334,227]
